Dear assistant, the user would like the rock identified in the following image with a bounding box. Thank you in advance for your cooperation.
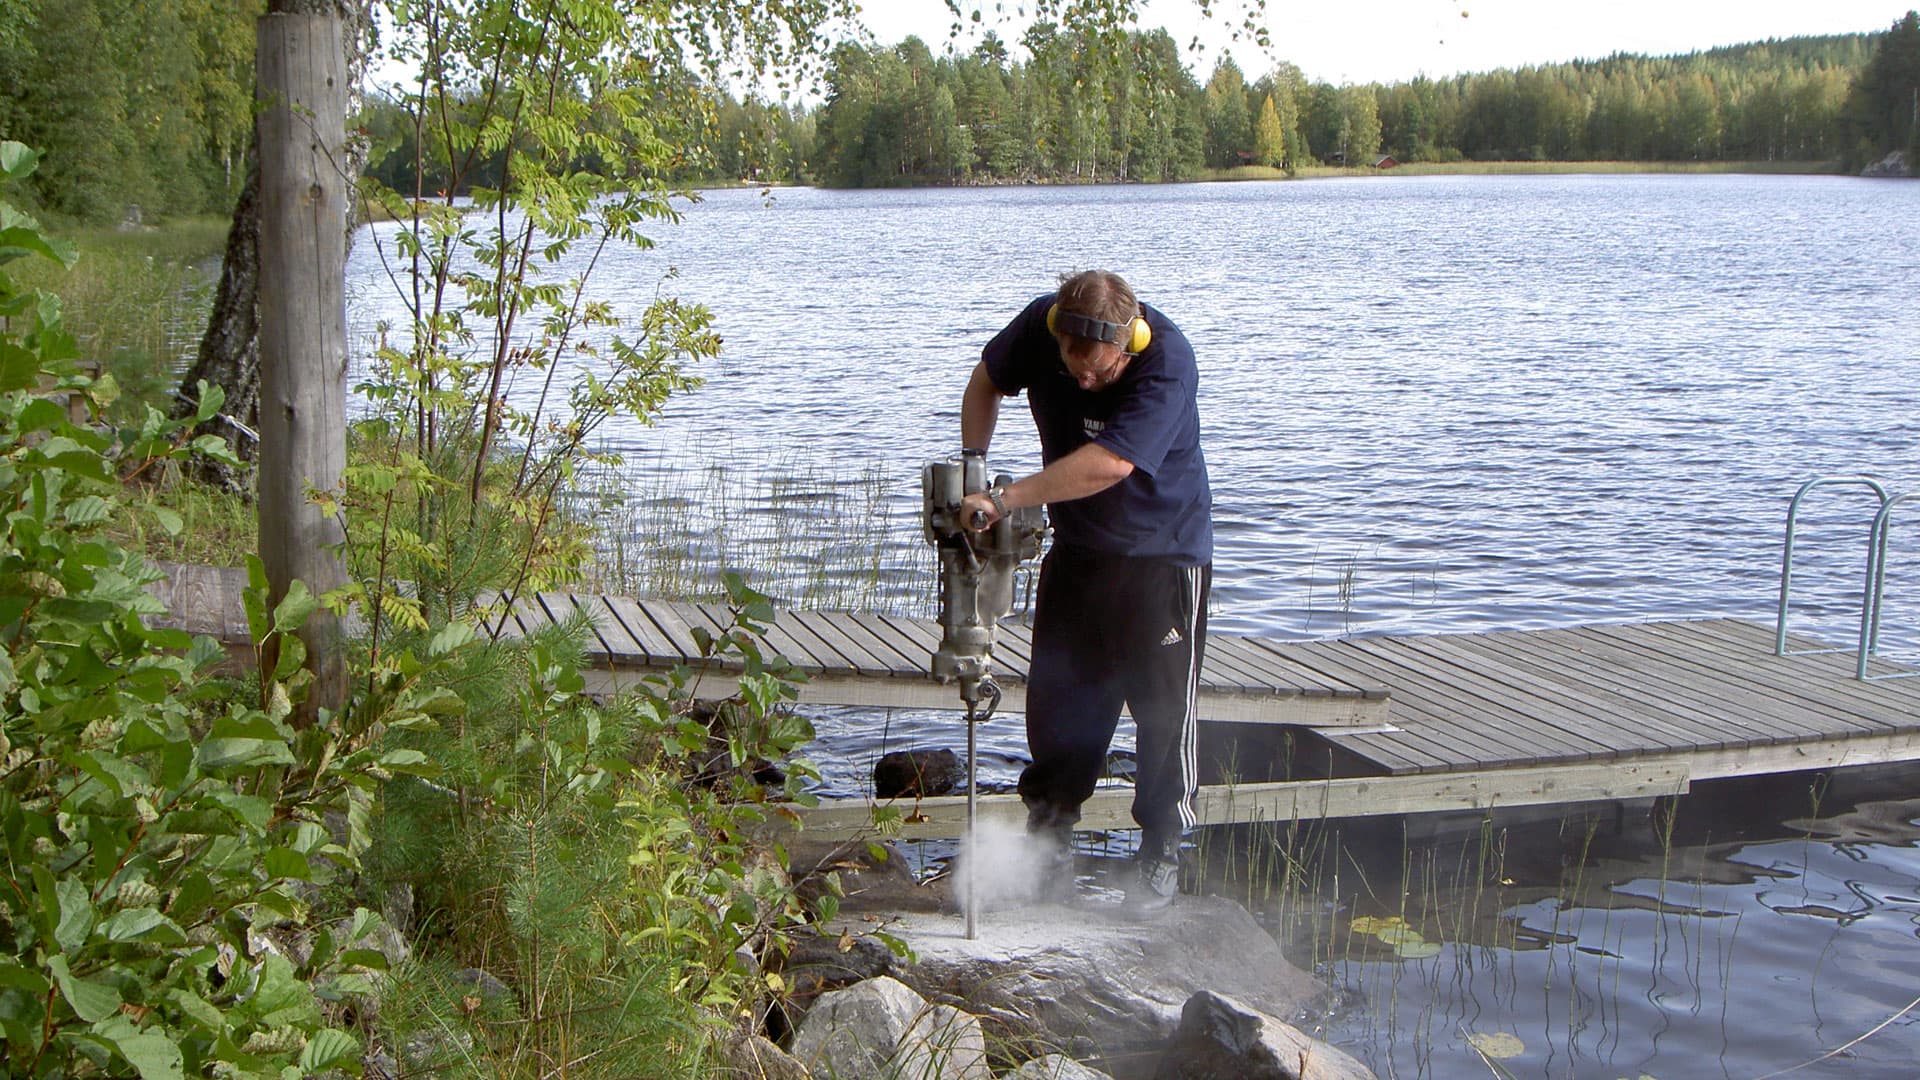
[874,749,967,797]
[897,1003,991,1080]
[716,1034,811,1080]
[1152,991,1373,1080]
[790,976,926,1079]
[870,893,1324,1063]
[1861,151,1912,178]
[789,975,991,1080]
[1004,1054,1115,1079]
[450,967,513,1004]
[790,838,946,914]
[780,929,898,999]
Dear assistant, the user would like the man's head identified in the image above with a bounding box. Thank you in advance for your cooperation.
[1052,270,1140,391]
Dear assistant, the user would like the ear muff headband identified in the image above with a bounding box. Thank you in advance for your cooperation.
[1047,304,1151,354]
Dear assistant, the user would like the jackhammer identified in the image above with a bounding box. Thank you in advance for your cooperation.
[921,449,1047,938]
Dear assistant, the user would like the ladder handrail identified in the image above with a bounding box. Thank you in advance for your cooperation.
[1775,475,1892,657]
[1857,491,1920,679]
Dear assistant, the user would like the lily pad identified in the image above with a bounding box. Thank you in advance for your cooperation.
[1467,1031,1525,1059]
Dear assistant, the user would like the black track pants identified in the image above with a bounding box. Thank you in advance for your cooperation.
[1016,546,1210,839]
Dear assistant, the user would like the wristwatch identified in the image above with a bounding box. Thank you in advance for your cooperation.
[986,485,1009,518]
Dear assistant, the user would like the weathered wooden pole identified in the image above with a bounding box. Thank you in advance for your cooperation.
[256,11,349,723]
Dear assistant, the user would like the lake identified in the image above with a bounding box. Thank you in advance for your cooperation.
[347,172,1920,1077]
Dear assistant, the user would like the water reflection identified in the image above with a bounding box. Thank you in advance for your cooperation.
[1219,771,1920,1078]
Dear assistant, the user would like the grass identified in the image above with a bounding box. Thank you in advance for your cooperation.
[11,215,227,421]
[578,454,924,614]
[10,217,247,563]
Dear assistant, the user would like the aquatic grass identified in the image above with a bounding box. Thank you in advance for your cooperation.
[576,453,924,614]
[10,216,225,416]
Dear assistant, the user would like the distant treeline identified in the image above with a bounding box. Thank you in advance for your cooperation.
[0,0,257,222]
[773,24,1915,186]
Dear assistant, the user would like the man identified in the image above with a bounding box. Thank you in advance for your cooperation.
[957,269,1212,911]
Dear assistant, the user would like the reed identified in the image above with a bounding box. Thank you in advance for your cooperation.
[11,217,225,417]
[577,454,926,614]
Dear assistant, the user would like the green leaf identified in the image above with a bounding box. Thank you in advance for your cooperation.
[427,619,475,656]
[0,962,50,994]
[61,494,113,527]
[0,225,72,268]
[337,948,390,972]
[166,988,225,1032]
[18,397,65,433]
[150,506,183,536]
[374,748,435,776]
[0,341,37,392]
[54,876,96,951]
[301,1028,360,1072]
[117,1030,186,1080]
[0,140,39,180]
[272,580,318,635]
[264,847,312,881]
[196,737,297,771]
[272,633,306,681]
[239,955,318,1029]
[244,556,270,642]
[101,907,187,945]
[200,790,273,832]
[48,956,120,1022]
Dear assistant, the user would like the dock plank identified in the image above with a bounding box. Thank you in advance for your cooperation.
[785,610,897,678]
[1286,641,1568,770]
[602,595,684,665]
[1385,631,1738,751]
[1505,626,1842,742]
[1321,638,1614,765]
[1212,635,1354,699]
[818,610,927,675]
[1585,621,1919,734]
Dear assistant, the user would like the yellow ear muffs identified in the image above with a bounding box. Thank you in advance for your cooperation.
[1048,304,1152,354]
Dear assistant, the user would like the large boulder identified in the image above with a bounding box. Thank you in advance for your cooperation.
[869,893,1324,1063]
[1152,991,1373,1080]
[790,975,991,1080]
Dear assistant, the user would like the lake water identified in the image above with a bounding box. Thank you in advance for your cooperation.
[347,173,1920,1077]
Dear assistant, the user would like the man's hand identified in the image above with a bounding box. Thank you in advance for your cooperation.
[960,490,999,531]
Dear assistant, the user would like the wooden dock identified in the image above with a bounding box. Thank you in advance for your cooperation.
[148,564,1392,728]
[149,566,1920,836]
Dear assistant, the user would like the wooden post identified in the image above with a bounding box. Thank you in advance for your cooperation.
[256,12,348,723]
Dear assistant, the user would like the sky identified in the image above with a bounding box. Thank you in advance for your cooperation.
[851,0,1912,85]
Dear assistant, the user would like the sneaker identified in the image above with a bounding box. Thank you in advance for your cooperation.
[1126,833,1182,913]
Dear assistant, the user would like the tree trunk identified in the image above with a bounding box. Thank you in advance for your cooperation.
[256,10,350,725]
[174,0,367,489]
[170,142,261,490]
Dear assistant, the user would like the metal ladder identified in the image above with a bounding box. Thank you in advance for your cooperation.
[1774,475,1916,679]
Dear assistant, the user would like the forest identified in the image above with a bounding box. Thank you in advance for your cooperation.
[2,3,1917,214]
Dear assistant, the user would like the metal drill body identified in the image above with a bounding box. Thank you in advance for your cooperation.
[922,452,1047,718]
[922,451,1047,940]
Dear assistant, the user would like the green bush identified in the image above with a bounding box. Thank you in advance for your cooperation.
[0,139,423,1080]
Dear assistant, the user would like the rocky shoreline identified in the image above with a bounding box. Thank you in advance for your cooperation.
[740,839,1378,1080]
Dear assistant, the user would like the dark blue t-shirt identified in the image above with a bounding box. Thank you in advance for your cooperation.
[981,293,1212,565]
